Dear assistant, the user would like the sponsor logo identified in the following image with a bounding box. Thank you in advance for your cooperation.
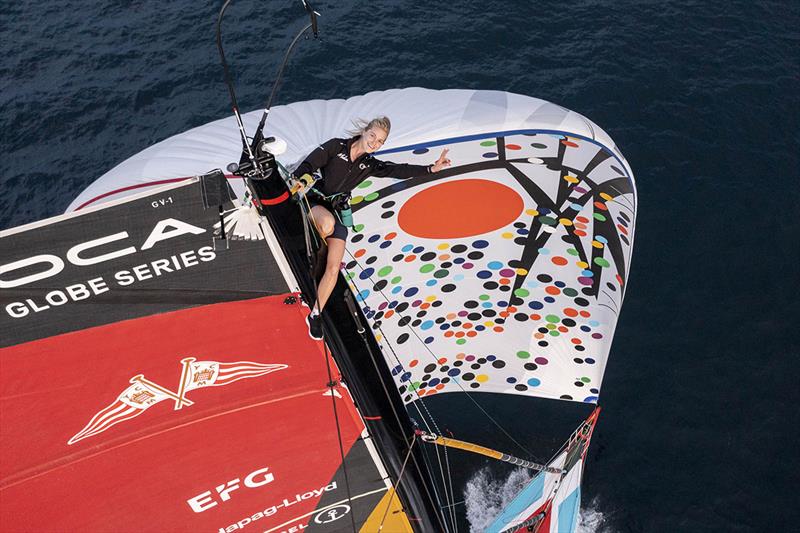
[336,153,348,161]
[313,504,350,524]
[0,218,206,289]
[68,358,287,445]
[188,466,276,513]
[217,481,338,532]
[4,246,216,319]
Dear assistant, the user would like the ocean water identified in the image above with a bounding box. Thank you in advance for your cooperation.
[1,1,798,531]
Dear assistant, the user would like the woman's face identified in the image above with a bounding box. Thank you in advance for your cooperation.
[362,126,388,153]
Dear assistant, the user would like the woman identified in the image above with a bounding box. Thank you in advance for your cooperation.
[294,116,451,340]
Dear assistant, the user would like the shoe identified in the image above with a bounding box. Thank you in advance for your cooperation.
[306,313,323,340]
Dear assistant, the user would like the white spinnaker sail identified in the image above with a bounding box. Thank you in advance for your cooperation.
[67,88,636,406]
[67,88,632,213]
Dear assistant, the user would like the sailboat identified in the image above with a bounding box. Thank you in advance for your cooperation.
[0,3,636,532]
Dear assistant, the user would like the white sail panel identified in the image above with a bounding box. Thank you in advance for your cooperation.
[345,130,635,404]
[66,89,632,213]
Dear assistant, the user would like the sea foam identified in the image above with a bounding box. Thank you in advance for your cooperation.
[464,468,614,532]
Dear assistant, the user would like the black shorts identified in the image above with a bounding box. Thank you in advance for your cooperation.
[309,199,348,241]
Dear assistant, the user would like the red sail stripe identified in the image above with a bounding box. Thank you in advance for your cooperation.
[214,369,283,386]
[72,400,137,436]
[68,403,143,444]
[72,408,144,443]
[216,362,286,373]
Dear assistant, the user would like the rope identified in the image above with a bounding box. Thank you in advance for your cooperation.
[297,197,357,532]
[344,267,457,532]
[340,242,610,529]
[300,194,440,531]
[343,292,453,533]
[377,433,417,531]
[299,190,559,531]
[318,329,358,533]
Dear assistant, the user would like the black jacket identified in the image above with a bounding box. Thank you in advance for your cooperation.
[294,136,430,197]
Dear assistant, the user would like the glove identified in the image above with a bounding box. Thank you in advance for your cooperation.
[290,173,316,195]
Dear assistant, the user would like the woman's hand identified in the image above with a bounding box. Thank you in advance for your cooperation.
[290,173,315,195]
[431,148,451,173]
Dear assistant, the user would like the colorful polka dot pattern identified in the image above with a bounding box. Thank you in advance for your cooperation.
[345,131,635,405]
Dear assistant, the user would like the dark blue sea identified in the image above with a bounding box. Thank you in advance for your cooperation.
[2,1,798,531]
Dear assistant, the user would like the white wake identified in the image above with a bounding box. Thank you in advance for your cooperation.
[464,468,614,532]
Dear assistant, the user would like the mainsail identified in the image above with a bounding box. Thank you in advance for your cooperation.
[4,88,636,531]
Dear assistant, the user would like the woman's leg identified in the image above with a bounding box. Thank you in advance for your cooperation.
[307,205,346,312]
[309,205,336,239]
[315,237,345,312]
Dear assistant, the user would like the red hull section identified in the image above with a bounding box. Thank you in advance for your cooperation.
[1,296,371,532]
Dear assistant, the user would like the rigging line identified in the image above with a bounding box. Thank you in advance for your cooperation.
[301,194,324,249]
[343,295,452,533]
[251,20,313,148]
[377,433,417,531]
[318,329,358,533]
[342,248,536,459]
[369,313,455,531]
[531,407,597,480]
[343,269,455,532]
[347,275,515,532]
[344,248,535,463]
[300,201,357,533]
[441,500,465,509]
[345,272,536,531]
[345,293,414,448]
[307,207,452,532]
[442,433,459,532]
[340,264,443,435]
[215,0,260,178]
[300,191,452,528]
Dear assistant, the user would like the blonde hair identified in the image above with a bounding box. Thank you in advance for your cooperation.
[347,116,391,137]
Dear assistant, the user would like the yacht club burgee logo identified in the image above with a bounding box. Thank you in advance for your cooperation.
[68,358,287,445]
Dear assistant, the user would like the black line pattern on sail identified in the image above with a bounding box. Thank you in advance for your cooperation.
[351,134,634,308]
[345,132,636,402]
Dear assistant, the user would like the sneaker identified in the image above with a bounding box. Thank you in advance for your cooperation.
[306,313,323,340]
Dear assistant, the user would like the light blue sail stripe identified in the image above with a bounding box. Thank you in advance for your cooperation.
[556,486,581,532]
[485,472,546,533]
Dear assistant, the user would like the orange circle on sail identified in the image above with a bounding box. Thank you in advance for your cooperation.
[398,179,524,238]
